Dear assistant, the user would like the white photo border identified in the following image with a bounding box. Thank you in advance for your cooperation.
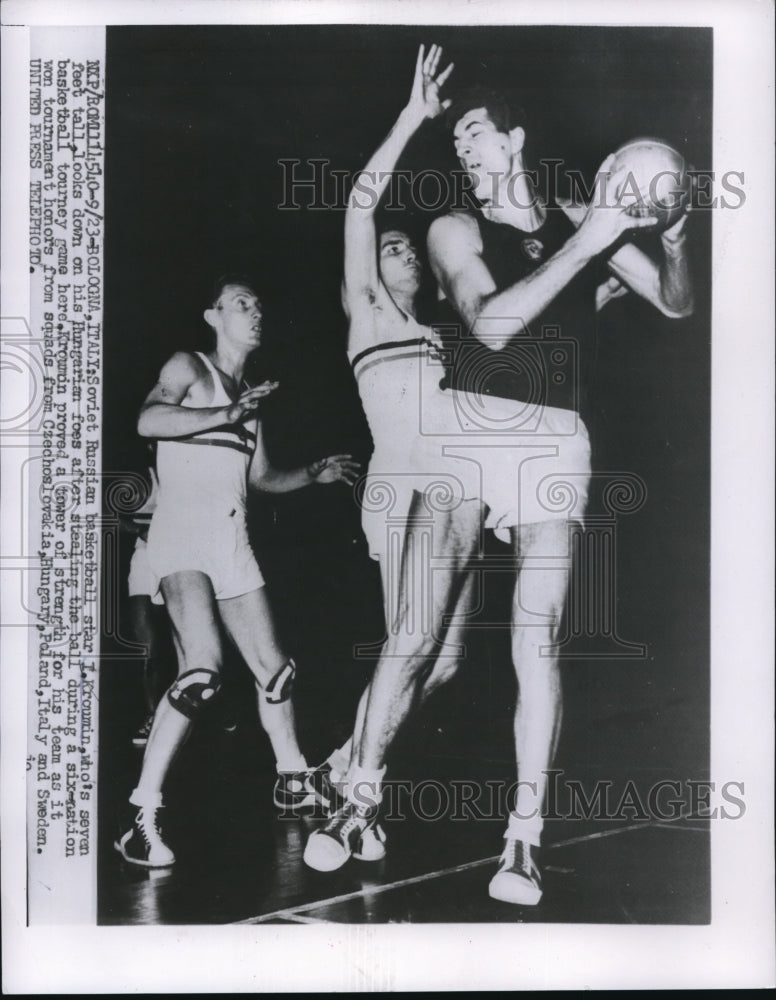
[1,0,774,992]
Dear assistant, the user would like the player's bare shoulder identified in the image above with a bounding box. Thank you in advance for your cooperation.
[427,211,482,273]
[152,351,209,405]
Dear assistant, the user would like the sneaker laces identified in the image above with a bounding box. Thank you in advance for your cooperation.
[502,838,531,875]
[137,807,163,846]
[325,803,369,842]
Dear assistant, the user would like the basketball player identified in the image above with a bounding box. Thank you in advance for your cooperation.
[114,276,360,867]
[422,88,693,904]
[306,58,693,908]
[303,45,489,869]
[306,45,532,872]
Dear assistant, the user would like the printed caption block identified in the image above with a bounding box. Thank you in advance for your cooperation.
[21,27,105,924]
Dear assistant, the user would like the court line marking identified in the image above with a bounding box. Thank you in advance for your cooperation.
[547,820,658,849]
[235,855,499,924]
[278,913,333,924]
[236,820,660,925]
[652,821,711,833]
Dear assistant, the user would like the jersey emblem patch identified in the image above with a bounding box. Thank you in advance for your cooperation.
[521,237,545,261]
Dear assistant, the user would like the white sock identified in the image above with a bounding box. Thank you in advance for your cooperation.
[276,754,307,774]
[130,787,163,809]
[504,778,545,845]
[336,771,351,800]
[326,739,353,783]
[505,812,544,847]
[347,763,386,810]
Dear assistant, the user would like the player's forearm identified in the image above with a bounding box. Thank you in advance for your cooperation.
[658,233,694,316]
[250,465,315,494]
[137,403,228,439]
[606,240,693,318]
[473,234,594,349]
[605,243,663,305]
[348,107,422,216]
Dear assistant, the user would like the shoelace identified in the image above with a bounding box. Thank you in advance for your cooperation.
[502,839,530,875]
[327,805,367,842]
[137,808,162,846]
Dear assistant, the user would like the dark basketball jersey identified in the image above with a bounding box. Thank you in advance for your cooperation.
[434,205,599,416]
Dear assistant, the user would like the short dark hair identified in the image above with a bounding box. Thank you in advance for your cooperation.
[377,225,416,246]
[376,215,422,252]
[444,85,526,137]
[208,272,258,309]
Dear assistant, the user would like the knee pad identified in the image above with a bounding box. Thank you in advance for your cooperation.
[263,658,295,704]
[167,669,221,720]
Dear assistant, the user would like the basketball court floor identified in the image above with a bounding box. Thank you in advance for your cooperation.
[98,537,710,928]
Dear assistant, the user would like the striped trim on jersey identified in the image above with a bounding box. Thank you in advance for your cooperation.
[172,422,257,457]
[351,337,431,380]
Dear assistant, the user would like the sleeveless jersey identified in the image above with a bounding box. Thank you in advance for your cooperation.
[435,204,599,416]
[154,352,257,518]
[348,312,447,470]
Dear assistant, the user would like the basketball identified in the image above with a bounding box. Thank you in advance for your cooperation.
[610,138,690,232]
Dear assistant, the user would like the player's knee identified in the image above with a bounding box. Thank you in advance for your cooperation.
[260,657,296,704]
[403,648,431,680]
[383,625,437,671]
[423,657,458,696]
[167,668,222,720]
[380,651,427,693]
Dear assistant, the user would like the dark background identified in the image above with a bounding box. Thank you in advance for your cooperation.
[99,25,712,914]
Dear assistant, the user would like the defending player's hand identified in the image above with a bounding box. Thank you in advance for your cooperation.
[575,153,660,256]
[405,44,454,122]
[307,454,361,486]
[224,381,278,423]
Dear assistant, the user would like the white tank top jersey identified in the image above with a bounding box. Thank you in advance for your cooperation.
[349,311,447,469]
[154,352,257,518]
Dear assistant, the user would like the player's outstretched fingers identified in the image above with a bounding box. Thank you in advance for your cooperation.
[330,454,362,484]
[338,460,362,485]
[437,60,454,89]
[242,381,278,403]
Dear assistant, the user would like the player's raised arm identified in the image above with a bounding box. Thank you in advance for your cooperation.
[343,44,453,316]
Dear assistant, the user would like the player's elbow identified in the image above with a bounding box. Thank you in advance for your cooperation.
[483,332,510,351]
[249,465,275,492]
[660,294,695,320]
[137,408,155,438]
[469,308,514,351]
